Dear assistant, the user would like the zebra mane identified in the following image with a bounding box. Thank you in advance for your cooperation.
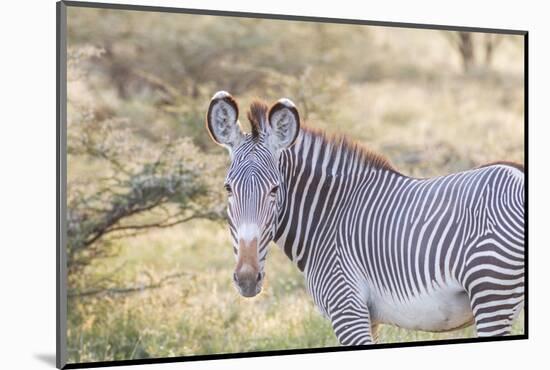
[477,160,524,173]
[245,99,398,174]
[300,125,400,174]
[247,100,269,139]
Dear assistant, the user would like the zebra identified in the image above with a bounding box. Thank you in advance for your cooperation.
[205,90,525,345]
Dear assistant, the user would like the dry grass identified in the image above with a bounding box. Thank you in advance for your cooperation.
[68,218,524,363]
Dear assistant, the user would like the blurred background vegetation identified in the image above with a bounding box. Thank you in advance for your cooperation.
[66,6,524,363]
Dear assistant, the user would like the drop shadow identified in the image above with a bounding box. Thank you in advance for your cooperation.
[34,353,57,367]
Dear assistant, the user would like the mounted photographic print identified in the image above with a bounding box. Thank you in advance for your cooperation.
[57,1,527,368]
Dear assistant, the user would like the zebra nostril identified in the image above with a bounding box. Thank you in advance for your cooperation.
[257,272,262,282]
[233,272,238,283]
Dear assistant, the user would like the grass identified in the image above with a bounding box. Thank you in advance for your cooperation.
[67,218,524,363]
[67,223,339,362]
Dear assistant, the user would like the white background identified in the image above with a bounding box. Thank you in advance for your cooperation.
[0,0,548,369]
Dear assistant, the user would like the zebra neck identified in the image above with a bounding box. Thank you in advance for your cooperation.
[273,130,405,273]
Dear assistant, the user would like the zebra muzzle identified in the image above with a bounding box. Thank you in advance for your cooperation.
[233,238,262,297]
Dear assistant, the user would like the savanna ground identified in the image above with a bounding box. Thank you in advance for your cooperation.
[65,6,524,363]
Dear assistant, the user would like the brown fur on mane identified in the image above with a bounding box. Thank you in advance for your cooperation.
[244,99,398,173]
[300,125,399,174]
[477,161,524,172]
[243,100,524,177]
[246,100,269,138]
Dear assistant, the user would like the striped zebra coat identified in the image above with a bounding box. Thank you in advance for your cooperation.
[206,91,525,345]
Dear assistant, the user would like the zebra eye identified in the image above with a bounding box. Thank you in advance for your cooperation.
[269,185,279,197]
[224,183,232,195]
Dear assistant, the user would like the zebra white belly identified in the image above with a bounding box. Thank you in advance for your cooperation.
[367,282,475,332]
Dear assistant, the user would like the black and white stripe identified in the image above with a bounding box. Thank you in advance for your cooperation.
[273,131,524,343]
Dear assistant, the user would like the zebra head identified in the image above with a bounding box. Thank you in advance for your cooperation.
[206,91,300,297]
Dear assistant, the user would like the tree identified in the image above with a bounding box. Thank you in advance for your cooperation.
[444,31,475,73]
[444,31,504,73]
[66,46,226,291]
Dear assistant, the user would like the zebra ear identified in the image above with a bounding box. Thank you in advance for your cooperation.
[206,91,244,151]
[267,98,300,152]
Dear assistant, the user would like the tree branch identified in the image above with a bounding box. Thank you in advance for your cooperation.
[68,271,193,298]
[105,214,208,233]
